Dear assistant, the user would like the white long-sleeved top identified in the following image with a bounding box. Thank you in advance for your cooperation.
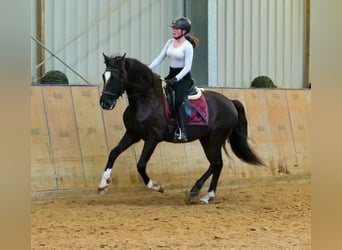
[149,39,193,81]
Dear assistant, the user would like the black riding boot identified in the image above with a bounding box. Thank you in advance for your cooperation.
[174,108,188,142]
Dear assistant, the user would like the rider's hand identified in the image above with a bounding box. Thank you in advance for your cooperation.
[166,77,177,86]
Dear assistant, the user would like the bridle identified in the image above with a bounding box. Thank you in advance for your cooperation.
[102,67,126,99]
[101,55,154,100]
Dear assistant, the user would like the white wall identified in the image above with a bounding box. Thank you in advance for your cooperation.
[31,0,307,88]
[213,0,306,88]
[32,0,184,84]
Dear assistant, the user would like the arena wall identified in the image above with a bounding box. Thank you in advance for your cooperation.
[31,85,311,197]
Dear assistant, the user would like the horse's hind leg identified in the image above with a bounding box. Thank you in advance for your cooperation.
[98,132,139,194]
[188,166,214,202]
[188,138,224,204]
[199,161,223,204]
[188,160,223,204]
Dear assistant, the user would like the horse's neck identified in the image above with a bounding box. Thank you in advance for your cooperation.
[125,59,163,103]
[126,81,163,107]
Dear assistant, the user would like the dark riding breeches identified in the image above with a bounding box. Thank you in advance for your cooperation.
[165,67,193,109]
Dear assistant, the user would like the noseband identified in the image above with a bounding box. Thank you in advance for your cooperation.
[102,91,119,98]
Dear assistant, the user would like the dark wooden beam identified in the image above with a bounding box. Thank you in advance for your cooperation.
[304,0,311,87]
[36,0,45,79]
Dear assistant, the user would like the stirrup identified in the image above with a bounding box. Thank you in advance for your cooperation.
[174,128,188,141]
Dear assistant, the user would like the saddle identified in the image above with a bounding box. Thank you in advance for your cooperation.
[162,79,209,125]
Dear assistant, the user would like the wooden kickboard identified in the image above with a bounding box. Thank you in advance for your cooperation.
[31,86,311,193]
[265,90,297,169]
[243,89,276,177]
[158,141,188,184]
[71,86,108,187]
[43,86,85,189]
[220,88,260,178]
[286,90,311,174]
[31,86,57,191]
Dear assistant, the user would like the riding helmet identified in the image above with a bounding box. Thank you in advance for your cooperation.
[170,17,191,34]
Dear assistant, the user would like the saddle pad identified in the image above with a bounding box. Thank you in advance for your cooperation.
[163,92,209,125]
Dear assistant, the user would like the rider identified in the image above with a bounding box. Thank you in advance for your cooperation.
[149,17,199,141]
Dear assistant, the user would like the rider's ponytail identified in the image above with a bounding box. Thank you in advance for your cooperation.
[186,35,199,48]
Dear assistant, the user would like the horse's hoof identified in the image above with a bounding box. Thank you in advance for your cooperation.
[158,185,164,193]
[188,191,199,200]
[97,186,108,195]
[185,190,198,205]
[199,198,210,204]
[199,194,214,204]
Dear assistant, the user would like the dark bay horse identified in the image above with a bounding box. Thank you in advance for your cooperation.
[98,53,264,204]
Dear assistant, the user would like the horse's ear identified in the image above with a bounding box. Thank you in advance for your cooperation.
[122,53,126,61]
[103,53,109,63]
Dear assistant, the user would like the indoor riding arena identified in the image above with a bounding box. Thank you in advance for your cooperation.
[31,0,312,248]
[31,85,311,249]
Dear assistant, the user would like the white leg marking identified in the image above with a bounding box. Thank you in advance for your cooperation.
[146,179,163,192]
[99,168,112,189]
[200,191,215,204]
[147,179,154,189]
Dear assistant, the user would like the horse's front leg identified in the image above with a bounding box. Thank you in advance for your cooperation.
[137,138,164,193]
[98,132,139,194]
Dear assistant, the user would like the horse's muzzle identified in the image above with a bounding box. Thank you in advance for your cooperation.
[99,96,116,110]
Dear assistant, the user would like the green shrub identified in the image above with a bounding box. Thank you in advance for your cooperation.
[39,70,69,84]
[250,75,276,88]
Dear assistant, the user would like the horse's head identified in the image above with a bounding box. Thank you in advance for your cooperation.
[99,53,127,110]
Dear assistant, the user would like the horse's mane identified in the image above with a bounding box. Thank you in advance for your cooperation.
[124,57,162,94]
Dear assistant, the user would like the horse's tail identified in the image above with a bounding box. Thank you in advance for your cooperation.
[228,100,264,166]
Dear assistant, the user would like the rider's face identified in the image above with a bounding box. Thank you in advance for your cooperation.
[172,28,185,38]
